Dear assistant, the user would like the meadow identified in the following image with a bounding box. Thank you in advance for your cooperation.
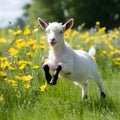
[0,22,120,120]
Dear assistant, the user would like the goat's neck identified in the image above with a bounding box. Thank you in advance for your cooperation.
[50,40,66,57]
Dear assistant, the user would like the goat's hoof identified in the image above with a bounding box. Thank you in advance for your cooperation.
[83,95,88,100]
[101,91,106,99]
[50,82,56,85]
[50,79,56,85]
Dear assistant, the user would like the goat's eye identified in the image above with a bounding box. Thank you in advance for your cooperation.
[59,30,63,34]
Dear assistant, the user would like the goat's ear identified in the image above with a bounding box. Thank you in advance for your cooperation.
[38,18,48,30]
[63,18,74,31]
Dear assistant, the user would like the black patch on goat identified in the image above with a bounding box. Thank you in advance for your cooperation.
[43,64,52,84]
[50,65,62,85]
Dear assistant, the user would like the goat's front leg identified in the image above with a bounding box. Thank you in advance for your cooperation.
[43,64,52,84]
[50,65,62,85]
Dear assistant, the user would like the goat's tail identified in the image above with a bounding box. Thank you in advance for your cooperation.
[88,47,96,57]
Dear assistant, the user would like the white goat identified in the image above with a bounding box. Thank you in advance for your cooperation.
[38,18,106,99]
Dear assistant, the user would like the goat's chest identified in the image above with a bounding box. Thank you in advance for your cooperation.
[49,55,63,68]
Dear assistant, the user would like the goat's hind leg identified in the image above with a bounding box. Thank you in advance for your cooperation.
[43,64,52,84]
[91,70,106,98]
[81,81,89,99]
[74,81,88,99]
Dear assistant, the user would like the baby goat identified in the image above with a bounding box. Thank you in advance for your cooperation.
[38,18,106,99]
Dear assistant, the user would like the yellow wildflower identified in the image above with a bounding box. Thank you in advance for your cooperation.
[15,39,24,44]
[41,35,46,40]
[96,21,100,26]
[23,28,31,35]
[102,50,107,55]
[40,82,47,92]
[24,83,31,89]
[16,41,27,49]
[32,45,39,50]
[9,47,18,56]
[28,38,37,45]
[33,65,40,69]
[72,30,78,37]
[19,64,26,70]
[18,60,32,65]
[0,57,7,61]
[9,29,22,35]
[12,83,18,88]
[97,27,106,33]
[0,71,6,77]
[0,37,6,43]
[114,61,120,66]
[33,28,39,33]
[15,75,22,80]
[22,75,33,81]
[4,78,17,87]
[0,96,4,102]
[0,61,11,69]
[40,45,47,50]
[26,52,32,56]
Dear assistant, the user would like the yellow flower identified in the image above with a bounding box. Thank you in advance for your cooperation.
[40,45,47,50]
[18,60,32,67]
[19,64,26,70]
[22,75,33,81]
[26,52,32,56]
[15,75,22,80]
[0,57,7,61]
[102,50,107,55]
[41,35,46,40]
[0,71,6,77]
[0,96,4,102]
[16,41,27,49]
[28,38,37,45]
[96,21,100,26]
[33,28,39,33]
[9,48,18,56]
[15,39,24,44]
[0,37,6,43]
[97,27,106,33]
[12,83,18,88]
[32,45,39,50]
[39,82,47,92]
[114,61,120,66]
[9,29,22,35]
[33,65,40,69]
[23,28,31,35]
[72,30,78,37]
[0,61,11,69]
[24,83,31,89]
[4,78,17,88]
[8,65,14,71]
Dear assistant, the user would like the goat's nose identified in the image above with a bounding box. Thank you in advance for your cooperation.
[50,38,55,42]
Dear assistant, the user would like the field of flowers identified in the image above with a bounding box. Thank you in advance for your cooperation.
[0,22,120,120]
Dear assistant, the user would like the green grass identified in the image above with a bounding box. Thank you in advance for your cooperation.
[1,72,120,120]
[0,26,120,120]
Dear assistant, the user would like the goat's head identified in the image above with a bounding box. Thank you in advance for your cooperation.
[38,18,74,47]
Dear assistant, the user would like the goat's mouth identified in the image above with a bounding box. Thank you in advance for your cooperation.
[49,41,57,46]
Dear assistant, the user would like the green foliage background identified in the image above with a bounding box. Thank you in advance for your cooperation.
[27,0,120,28]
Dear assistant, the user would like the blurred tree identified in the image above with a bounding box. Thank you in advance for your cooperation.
[28,0,120,28]
[28,0,65,26]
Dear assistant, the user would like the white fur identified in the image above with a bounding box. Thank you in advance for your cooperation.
[38,18,105,99]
